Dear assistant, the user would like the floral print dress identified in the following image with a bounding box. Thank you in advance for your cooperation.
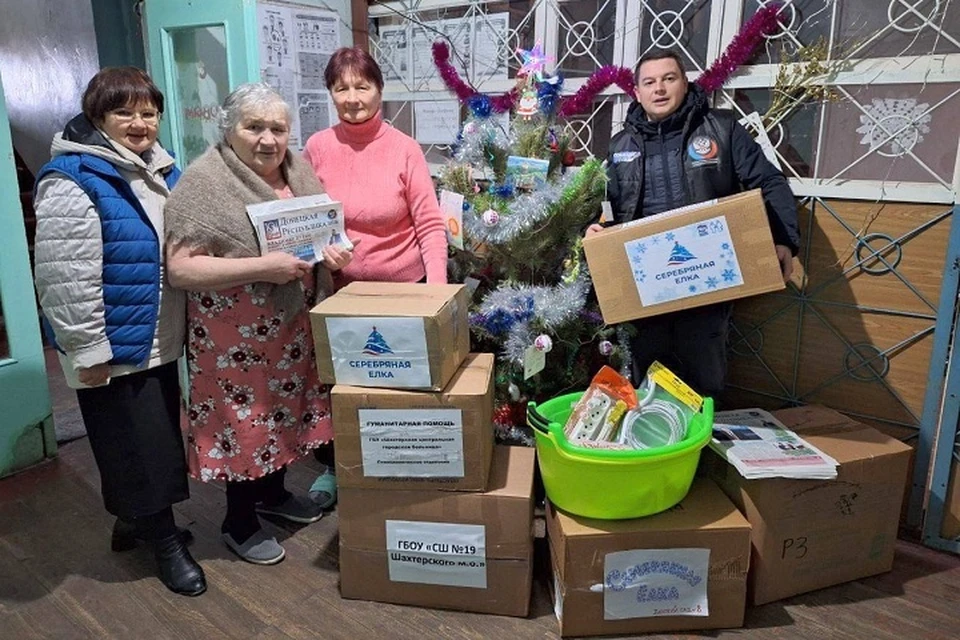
[185,279,332,482]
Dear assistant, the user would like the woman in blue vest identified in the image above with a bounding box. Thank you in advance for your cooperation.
[32,67,205,597]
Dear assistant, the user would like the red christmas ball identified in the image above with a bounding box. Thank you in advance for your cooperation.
[562,149,576,166]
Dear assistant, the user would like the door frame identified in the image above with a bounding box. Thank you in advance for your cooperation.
[0,70,55,478]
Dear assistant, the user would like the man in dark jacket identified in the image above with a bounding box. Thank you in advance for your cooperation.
[587,50,800,398]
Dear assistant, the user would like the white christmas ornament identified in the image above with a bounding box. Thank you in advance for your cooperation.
[508,382,521,401]
[598,340,614,356]
[534,334,553,353]
[482,209,500,226]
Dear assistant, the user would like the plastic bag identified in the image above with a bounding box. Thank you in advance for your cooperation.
[563,366,637,445]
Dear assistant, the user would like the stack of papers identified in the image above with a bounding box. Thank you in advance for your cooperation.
[711,408,838,480]
[246,194,353,264]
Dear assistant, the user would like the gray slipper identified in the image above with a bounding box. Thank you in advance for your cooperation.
[255,494,324,524]
[222,529,285,565]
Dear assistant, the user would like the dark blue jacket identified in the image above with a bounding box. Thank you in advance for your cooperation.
[606,84,800,254]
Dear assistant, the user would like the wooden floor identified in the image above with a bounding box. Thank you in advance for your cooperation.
[1,439,959,640]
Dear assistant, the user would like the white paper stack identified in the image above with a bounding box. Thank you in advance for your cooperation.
[710,408,838,480]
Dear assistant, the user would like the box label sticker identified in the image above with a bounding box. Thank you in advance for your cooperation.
[358,409,464,477]
[603,548,710,620]
[624,214,743,306]
[386,520,487,588]
[325,317,430,387]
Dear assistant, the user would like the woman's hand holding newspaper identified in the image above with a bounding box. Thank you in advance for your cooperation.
[321,237,359,272]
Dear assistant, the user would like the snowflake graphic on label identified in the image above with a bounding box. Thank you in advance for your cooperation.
[623,214,744,307]
[856,98,931,157]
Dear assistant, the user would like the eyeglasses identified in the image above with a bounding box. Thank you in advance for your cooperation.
[107,108,161,125]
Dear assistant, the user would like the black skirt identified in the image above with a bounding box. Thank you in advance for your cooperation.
[75,361,190,519]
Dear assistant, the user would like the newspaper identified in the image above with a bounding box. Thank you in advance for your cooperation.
[711,408,839,480]
[246,194,352,263]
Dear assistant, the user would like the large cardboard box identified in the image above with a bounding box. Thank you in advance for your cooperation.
[309,282,470,391]
[705,404,913,605]
[339,445,535,617]
[583,189,784,324]
[331,353,494,492]
[547,479,751,637]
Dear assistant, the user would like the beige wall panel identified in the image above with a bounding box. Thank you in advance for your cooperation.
[803,201,950,315]
[725,198,952,449]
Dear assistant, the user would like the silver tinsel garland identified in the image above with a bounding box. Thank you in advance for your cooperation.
[478,277,591,365]
[463,179,571,246]
[454,116,510,167]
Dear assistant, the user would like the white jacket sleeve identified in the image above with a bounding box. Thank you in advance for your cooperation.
[33,175,113,370]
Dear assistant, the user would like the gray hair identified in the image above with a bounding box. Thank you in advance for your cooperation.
[218,82,290,141]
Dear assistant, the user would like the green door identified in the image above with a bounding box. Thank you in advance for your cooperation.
[0,71,56,477]
[143,0,259,165]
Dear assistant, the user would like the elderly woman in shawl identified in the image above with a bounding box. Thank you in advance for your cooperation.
[164,83,352,565]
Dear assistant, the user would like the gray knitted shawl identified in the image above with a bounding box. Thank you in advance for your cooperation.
[164,143,333,321]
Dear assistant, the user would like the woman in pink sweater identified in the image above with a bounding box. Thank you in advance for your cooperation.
[302,47,448,506]
[303,47,448,287]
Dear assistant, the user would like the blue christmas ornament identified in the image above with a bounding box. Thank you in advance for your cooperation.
[537,74,563,116]
[467,94,493,118]
[488,183,515,199]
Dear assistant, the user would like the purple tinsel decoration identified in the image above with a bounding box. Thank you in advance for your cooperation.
[556,66,635,118]
[696,3,784,93]
[491,88,519,113]
[433,41,476,102]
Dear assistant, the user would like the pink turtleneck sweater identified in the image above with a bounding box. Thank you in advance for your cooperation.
[303,112,448,287]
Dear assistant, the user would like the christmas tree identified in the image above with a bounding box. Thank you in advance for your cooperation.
[433,42,628,444]
[430,3,786,443]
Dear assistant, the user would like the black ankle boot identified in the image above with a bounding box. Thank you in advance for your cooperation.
[153,533,207,596]
[112,518,194,552]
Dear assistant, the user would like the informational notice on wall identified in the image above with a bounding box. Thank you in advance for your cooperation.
[414,100,461,144]
[603,548,710,620]
[258,2,340,148]
[376,13,509,87]
[325,317,430,387]
[358,408,464,477]
[624,215,743,306]
[386,520,487,588]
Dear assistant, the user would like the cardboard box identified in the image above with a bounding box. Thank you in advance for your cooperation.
[583,189,784,324]
[338,445,535,617]
[547,479,751,637]
[331,353,494,492]
[309,282,470,390]
[705,404,913,605]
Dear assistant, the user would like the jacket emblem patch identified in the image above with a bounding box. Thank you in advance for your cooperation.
[612,151,641,163]
[687,136,719,165]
